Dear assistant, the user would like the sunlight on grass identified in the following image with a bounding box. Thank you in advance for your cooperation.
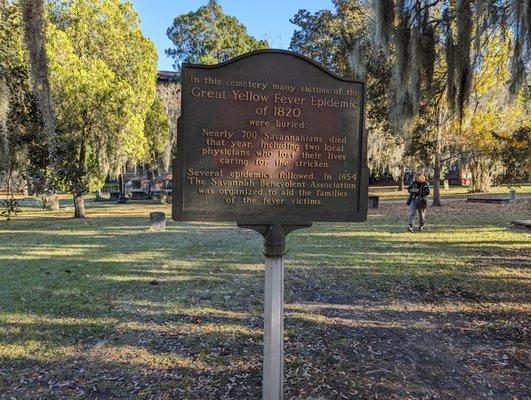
[96,274,225,282]
[0,200,528,397]
[0,341,78,362]
[0,313,119,327]
[88,344,208,370]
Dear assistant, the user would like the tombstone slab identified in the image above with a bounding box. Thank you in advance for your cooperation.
[45,194,60,211]
[511,220,531,229]
[149,212,166,231]
[467,197,511,203]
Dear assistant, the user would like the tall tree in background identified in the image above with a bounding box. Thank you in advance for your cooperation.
[370,0,530,201]
[290,1,399,184]
[156,75,181,172]
[0,0,12,176]
[46,0,159,217]
[143,95,170,171]
[166,0,268,67]
[20,0,56,176]
[458,35,527,192]
[0,1,44,197]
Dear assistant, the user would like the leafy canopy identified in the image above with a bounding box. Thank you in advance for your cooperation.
[46,0,159,193]
[143,95,170,169]
[166,0,268,67]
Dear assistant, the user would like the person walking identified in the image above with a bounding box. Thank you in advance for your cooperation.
[406,173,430,232]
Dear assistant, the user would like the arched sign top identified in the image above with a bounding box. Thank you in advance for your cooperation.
[181,49,365,85]
[173,49,368,224]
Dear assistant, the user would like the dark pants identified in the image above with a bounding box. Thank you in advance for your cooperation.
[407,199,426,226]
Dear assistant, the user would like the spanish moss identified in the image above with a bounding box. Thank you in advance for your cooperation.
[418,8,436,90]
[20,0,56,164]
[409,25,421,116]
[373,0,394,53]
[444,8,456,112]
[390,5,415,132]
[348,40,367,79]
[455,0,473,117]
[0,76,9,163]
[509,0,530,93]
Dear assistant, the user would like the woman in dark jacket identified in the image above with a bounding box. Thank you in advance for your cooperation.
[406,173,430,232]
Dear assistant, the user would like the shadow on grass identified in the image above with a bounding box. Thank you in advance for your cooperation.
[0,207,529,399]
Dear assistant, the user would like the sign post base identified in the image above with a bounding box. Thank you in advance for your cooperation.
[237,223,311,400]
[263,255,284,400]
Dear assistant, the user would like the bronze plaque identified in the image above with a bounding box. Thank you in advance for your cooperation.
[173,50,368,224]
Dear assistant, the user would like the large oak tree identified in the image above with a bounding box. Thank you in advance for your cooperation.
[166,0,268,67]
[46,0,161,217]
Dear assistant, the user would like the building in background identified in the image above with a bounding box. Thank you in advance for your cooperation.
[109,71,181,197]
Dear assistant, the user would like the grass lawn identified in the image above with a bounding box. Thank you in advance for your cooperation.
[0,200,529,399]
[369,183,531,201]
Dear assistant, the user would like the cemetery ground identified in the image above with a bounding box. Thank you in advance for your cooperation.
[0,199,529,399]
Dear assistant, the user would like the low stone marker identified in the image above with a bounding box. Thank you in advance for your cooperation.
[467,197,511,203]
[132,189,151,200]
[95,190,104,202]
[109,190,120,201]
[368,195,379,209]
[511,220,531,229]
[149,212,166,231]
[45,194,60,211]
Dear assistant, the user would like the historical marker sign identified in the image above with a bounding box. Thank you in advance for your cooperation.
[172,50,368,400]
[173,49,368,225]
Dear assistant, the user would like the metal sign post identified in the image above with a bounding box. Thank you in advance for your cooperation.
[263,255,284,400]
[238,224,311,399]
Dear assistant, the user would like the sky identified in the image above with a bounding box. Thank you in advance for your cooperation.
[129,0,334,71]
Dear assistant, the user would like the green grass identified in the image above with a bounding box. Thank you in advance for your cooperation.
[0,201,529,399]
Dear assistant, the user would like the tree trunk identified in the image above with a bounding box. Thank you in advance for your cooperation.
[73,193,86,218]
[469,157,491,193]
[20,173,29,196]
[398,164,405,191]
[432,156,442,206]
[6,166,11,194]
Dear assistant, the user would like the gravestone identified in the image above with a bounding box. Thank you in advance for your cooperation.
[511,220,531,229]
[95,190,104,202]
[172,50,368,400]
[467,196,511,203]
[45,194,60,211]
[149,212,166,231]
[131,189,150,200]
[368,195,379,209]
[109,190,120,201]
